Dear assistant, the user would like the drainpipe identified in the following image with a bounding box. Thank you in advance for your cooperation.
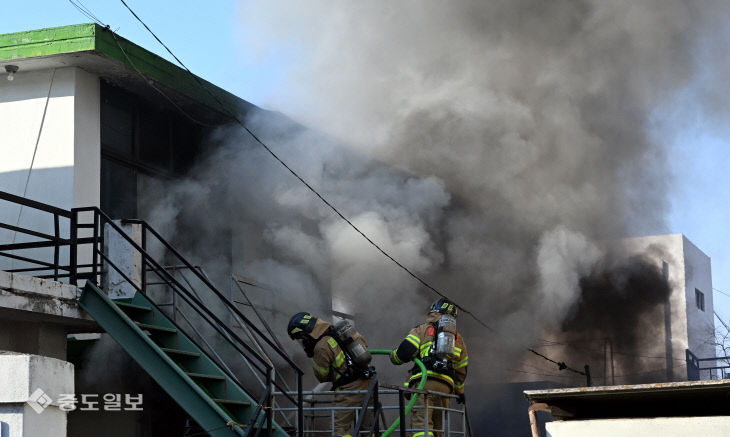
[528,403,549,437]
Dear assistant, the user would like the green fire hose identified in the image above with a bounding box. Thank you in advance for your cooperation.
[370,349,428,437]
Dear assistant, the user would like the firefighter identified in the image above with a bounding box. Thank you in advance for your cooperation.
[287,312,374,437]
[390,298,468,437]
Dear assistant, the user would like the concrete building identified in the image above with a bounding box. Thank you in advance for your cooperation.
[0,23,721,437]
[623,233,716,380]
[0,23,296,436]
[511,233,715,390]
[0,23,470,437]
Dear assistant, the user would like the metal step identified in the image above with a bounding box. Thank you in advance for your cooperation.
[79,281,293,436]
[214,399,252,407]
[115,301,153,312]
[162,348,201,358]
[134,322,178,333]
[186,372,226,381]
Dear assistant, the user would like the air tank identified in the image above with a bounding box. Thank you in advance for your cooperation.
[334,320,372,368]
[435,314,457,359]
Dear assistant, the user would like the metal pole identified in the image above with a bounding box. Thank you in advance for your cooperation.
[373,379,380,437]
[398,389,406,436]
[425,392,429,437]
[69,210,77,285]
[298,373,304,437]
[92,210,98,283]
[446,399,450,437]
[53,213,59,281]
[267,369,274,436]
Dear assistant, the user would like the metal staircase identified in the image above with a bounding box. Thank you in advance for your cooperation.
[79,280,287,436]
[0,190,473,437]
[0,192,304,437]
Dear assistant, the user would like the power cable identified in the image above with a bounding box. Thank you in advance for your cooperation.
[12,68,56,247]
[115,0,603,374]
[528,348,586,376]
[117,0,496,333]
[68,0,105,25]
[714,287,730,298]
[532,341,688,362]
[97,0,591,376]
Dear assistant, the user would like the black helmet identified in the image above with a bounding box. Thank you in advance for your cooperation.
[429,298,458,317]
[287,312,317,339]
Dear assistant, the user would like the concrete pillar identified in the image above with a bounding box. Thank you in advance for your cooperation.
[0,353,74,437]
[102,221,142,299]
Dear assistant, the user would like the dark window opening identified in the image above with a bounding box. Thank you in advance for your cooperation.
[101,158,137,219]
[695,288,705,312]
[100,81,207,219]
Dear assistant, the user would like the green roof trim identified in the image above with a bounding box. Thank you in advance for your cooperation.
[0,23,96,60]
[0,23,252,119]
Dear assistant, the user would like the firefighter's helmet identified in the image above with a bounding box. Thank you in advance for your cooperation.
[287,312,318,339]
[429,298,458,317]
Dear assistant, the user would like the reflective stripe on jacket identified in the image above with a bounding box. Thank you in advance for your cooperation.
[312,331,369,386]
[390,313,468,394]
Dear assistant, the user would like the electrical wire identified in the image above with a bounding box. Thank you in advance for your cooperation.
[108,0,603,377]
[117,0,497,334]
[114,0,608,374]
[68,0,106,25]
[714,287,730,298]
[532,341,688,362]
[528,348,586,376]
[11,68,56,248]
[501,368,578,380]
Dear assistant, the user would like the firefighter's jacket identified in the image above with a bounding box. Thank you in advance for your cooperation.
[390,313,468,394]
[310,319,369,387]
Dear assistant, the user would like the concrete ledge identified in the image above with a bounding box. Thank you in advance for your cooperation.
[0,352,74,405]
[0,353,73,436]
[0,270,96,329]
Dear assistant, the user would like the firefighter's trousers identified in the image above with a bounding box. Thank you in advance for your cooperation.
[334,378,372,437]
[410,379,452,437]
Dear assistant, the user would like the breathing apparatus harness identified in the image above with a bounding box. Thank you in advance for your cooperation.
[328,320,375,389]
[413,313,459,382]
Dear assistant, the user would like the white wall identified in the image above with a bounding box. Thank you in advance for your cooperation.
[0,353,74,437]
[0,66,100,275]
[547,416,730,437]
[682,236,715,359]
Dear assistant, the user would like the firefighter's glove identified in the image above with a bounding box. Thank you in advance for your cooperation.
[456,393,465,404]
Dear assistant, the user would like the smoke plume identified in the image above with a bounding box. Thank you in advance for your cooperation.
[138,1,730,397]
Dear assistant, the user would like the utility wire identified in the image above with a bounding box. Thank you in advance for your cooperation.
[68,0,105,25]
[528,348,586,376]
[715,311,730,333]
[12,68,56,247]
[112,0,598,375]
[533,341,688,362]
[714,287,730,298]
[117,0,495,333]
